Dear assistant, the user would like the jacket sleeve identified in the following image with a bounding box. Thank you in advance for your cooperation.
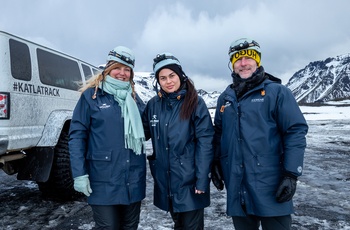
[213,95,224,161]
[276,87,308,177]
[193,97,214,192]
[141,101,152,141]
[69,93,91,178]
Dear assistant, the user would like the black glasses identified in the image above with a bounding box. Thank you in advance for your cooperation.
[153,54,179,69]
[108,51,135,66]
[228,40,260,54]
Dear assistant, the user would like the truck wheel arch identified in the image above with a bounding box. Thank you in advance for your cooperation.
[37,110,73,147]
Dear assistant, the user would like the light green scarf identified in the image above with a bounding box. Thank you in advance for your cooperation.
[99,75,145,155]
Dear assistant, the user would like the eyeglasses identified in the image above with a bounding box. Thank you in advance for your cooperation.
[108,51,135,66]
[153,54,179,69]
[228,40,260,54]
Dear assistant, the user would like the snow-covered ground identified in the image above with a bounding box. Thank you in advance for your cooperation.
[301,101,350,120]
[0,105,349,229]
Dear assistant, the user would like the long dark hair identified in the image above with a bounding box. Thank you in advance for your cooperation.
[180,77,198,120]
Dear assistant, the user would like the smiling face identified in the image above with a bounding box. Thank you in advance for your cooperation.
[158,68,181,93]
[233,56,258,79]
[109,64,132,82]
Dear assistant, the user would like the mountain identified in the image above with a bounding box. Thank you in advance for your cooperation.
[133,72,219,108]
[135,53,350,107]
[197,89,221,108]
[133,72,157,103]
[285,53,350,104]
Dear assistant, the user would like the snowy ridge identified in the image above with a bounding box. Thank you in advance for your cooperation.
[133,72,157,103]
[286,53,350,103]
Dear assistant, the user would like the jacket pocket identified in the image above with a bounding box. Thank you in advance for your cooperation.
[181,142,195,159]
[148,157,156,181]
[179,156,196,187]
[255,154,281,189]
[220,154,230,184]
[86,151,112,182]
[148,158,166,191]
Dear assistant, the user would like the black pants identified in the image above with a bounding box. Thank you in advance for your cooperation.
[90,201,141,230]
[169,208,204,230]
[232,214,292,230]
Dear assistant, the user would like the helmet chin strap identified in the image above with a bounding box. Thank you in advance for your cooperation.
[228,61,233,73]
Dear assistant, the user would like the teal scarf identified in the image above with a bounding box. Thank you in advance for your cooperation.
[99,75,145,155]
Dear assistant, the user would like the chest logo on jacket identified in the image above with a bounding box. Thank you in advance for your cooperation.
[220,101,231,113]
[150,114,159,127]
[251,98,264,103]
[99,103,111,109]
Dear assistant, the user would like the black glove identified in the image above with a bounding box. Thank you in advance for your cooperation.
[276,175,297,203]
[211,160,224,191]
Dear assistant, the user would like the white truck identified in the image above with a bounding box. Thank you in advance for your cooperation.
[0,31,100,199]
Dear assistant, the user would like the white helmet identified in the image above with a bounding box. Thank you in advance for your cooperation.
[153,52,181,74]
[107,46,135,69]
[228,38,261,61]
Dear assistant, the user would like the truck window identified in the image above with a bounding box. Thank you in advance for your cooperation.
[9,39,32,81]
[82,64,93,80]
[37,48,81,90]
[92,67,101,75]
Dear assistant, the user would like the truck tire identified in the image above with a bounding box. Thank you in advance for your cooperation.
[37,129,79,200]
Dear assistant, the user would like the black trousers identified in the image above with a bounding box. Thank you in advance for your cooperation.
[232,214,292,230]
[90,201,141,230]
[169,208,204,230]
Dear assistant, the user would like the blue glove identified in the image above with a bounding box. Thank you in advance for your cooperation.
[74,175,92,197]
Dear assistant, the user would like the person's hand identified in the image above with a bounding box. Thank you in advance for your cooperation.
[74,175,92,197]
[195,189,205,194]
[211,160,224,191]
[276,175,297,203]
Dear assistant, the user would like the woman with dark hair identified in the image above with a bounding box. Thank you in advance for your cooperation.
[142,53,214,229]
[69,46,146,229]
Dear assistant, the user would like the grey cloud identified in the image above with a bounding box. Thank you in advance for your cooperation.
[1,0,350,91]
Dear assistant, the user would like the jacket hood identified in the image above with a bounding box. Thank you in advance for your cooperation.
[265,72,282,84]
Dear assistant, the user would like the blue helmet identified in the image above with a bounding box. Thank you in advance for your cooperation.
[107,46,135,69]
[153,52,181,74]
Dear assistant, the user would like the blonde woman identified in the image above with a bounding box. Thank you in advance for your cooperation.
[69,46,146,229]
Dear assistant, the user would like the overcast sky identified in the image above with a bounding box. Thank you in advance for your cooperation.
[1,1,350,92]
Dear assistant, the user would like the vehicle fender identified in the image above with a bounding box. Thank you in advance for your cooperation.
[37,110,73,147]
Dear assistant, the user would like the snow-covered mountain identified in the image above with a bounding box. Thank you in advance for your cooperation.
[133,72,219,108]
[196,89,221,108]
[286,53,350,104]
[133,72,157,103]
[135,53,350,107]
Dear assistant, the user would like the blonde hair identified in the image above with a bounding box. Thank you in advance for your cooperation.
[79,61,136,100]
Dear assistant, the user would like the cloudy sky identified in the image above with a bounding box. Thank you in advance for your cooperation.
[1,0,350,92]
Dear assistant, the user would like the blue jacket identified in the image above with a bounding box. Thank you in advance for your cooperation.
[213,72,308,217]
[69,87,146,205]
[142,89,214,213]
